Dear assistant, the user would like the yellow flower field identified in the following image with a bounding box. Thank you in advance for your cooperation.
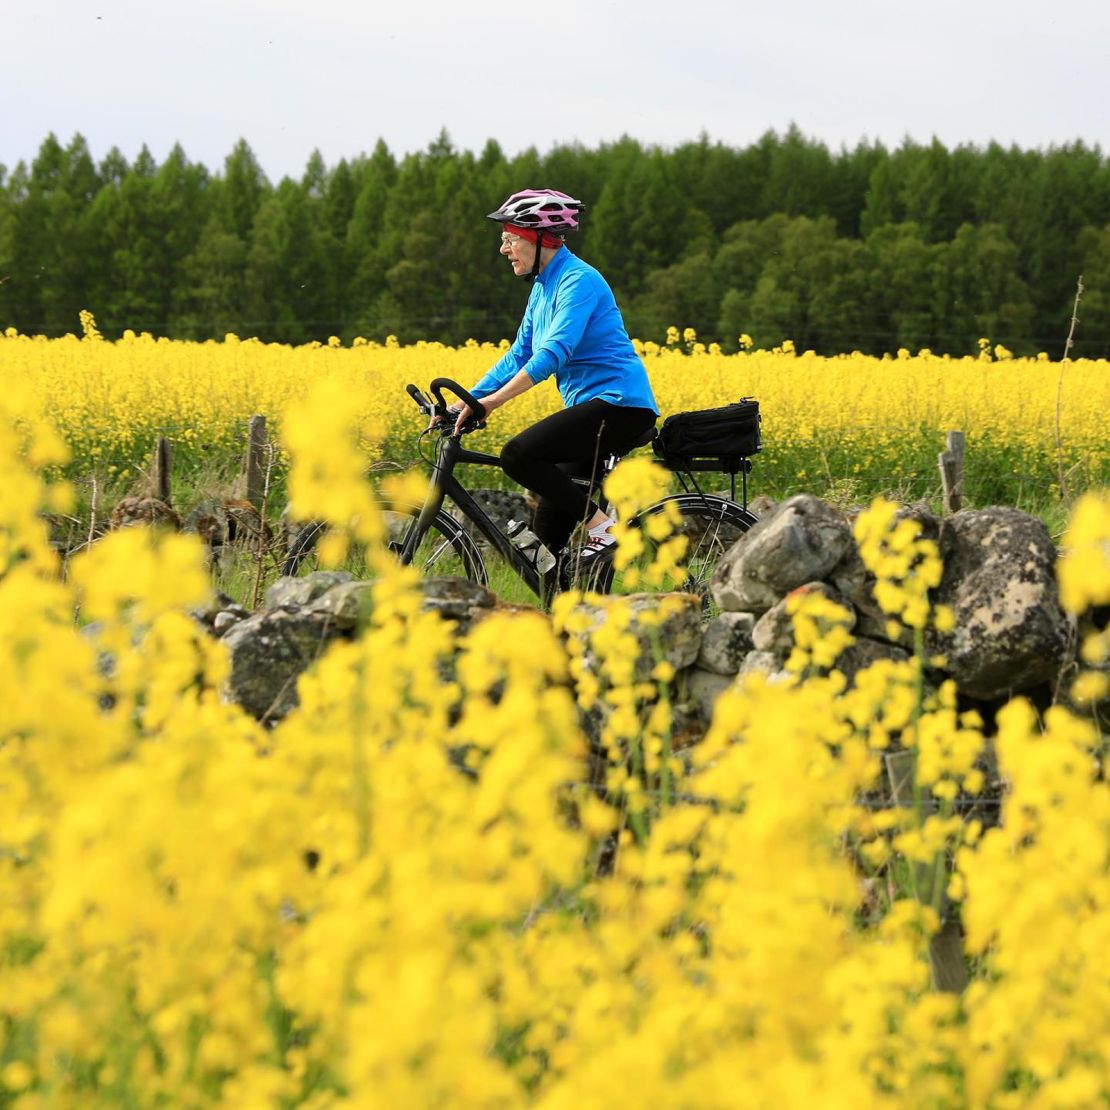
[3,362,1110,1104]
[3,354,1110,1105]
[3,321,1107,508]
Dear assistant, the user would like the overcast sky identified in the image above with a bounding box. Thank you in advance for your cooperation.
[5,0,1110,182]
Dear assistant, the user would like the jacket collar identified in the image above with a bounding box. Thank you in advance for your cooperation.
[536,245,571,289]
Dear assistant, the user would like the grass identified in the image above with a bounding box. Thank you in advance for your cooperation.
[51,437,1093,611]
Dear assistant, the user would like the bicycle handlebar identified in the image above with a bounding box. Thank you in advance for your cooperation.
[405,378,487,435]
[429,378,486,422]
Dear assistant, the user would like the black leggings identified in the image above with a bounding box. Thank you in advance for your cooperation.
[500,399,657,551]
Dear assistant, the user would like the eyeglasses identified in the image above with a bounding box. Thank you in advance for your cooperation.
[500,234,523,248]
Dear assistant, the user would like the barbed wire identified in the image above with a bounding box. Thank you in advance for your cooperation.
[556,779,1005,812]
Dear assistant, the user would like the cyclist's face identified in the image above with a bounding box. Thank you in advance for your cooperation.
[500,230,536,276]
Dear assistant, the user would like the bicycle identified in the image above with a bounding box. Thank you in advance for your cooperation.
[282,378,760,607]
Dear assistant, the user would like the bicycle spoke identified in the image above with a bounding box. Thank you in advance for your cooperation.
[600,496,754,612]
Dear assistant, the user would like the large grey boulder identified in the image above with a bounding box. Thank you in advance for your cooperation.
[696,612,756,675]
[306,580,376,630]
[833,638,912,685]
[562,592,703,686]
[222,608,344,722]
[220,575,497,722]
[189,591,236,630]
[737,650,791,683]
[685,668,736,723]
[213,608,248,636]
[734,633,907,689]
[419,577,497,621]
[927,507,1071,699]
[710,495,854,614]
[265,571,354,610]
[751,582,853,661]
[832,503,944,650]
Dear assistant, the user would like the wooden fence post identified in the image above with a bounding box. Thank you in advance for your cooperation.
[884,750,969,993]
[153,435,173,505]
[938,430,966,514]
[245,415,268,511]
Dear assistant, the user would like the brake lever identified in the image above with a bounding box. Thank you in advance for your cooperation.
[456,416,487,436]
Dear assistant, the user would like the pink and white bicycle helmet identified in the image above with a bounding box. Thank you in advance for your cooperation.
[486,189,584,235]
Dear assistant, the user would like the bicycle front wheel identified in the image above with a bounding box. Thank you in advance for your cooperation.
[585,494,756,607]
[282,501,488,586]
[385,502,489,585]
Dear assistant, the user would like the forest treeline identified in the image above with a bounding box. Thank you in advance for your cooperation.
[2,128,1109,355]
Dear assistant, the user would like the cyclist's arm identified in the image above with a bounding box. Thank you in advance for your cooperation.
[477,369,534,413]
[518,271,599,384]
[452,369,533,433]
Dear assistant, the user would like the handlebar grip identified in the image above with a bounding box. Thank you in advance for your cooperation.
[406,383,432,411]
[429,377,486,421]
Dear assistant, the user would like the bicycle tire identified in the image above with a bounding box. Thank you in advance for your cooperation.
[281,501,488,585]
[583,494,756,607]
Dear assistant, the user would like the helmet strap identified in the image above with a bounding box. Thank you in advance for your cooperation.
[528,238,543,283]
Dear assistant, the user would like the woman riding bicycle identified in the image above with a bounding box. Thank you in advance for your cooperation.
[448,189,658,563]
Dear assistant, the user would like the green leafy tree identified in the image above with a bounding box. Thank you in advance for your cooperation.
[940,222,1035,352]
[807,237,879,351]
[760,124,838,220]
[867,223,945,351]
[1022,144,1107,345]
[1074,223,1110,357]
[5,134,101,333]
[3,128,1109,353]
[320,158,357,327]
[82,145,205,333]
[383,211,441,342]
[0,164,14,323]
[746,273,801,349]
[372,140,445,341]
[347,140,398,334]
[714,215,790,294]
[717,287,752,351]
[218,139,269,242]
[744,216,843,349]
[98,146,130,188]
[170,219,248,338]
[243,180,336,343]
[588,146,692,298]
[625,251,717,342]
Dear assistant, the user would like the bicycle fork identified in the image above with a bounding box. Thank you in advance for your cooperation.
[397,436,456,565]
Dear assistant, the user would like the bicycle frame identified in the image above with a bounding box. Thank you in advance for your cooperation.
[398,433,551,598]
[397,377,758,602]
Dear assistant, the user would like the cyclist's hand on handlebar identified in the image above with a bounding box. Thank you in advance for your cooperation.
[452,402,475,436]
[456,394,499,434]
[427,403,462,432]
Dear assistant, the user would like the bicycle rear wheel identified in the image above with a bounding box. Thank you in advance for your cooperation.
[281,501,488,585]
[584,494,756,607]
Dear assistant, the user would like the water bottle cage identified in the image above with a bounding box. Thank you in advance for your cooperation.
[508,520,557,575]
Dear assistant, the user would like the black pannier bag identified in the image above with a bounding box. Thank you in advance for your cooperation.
[652,398,761,463]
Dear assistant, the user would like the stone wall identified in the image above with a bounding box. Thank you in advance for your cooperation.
[199,496,1088,733]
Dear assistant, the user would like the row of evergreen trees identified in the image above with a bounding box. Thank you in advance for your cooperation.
[2,129,1108,355]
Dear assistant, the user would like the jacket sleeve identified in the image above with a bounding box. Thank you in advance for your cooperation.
[470,293,536,399]
[519,269,600,385]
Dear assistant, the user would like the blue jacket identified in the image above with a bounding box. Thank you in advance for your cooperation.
[471,248,658,414]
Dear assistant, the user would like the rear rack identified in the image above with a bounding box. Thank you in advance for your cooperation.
[660,456,754,507]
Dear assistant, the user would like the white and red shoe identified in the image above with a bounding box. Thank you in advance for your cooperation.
[578,520,617,561]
